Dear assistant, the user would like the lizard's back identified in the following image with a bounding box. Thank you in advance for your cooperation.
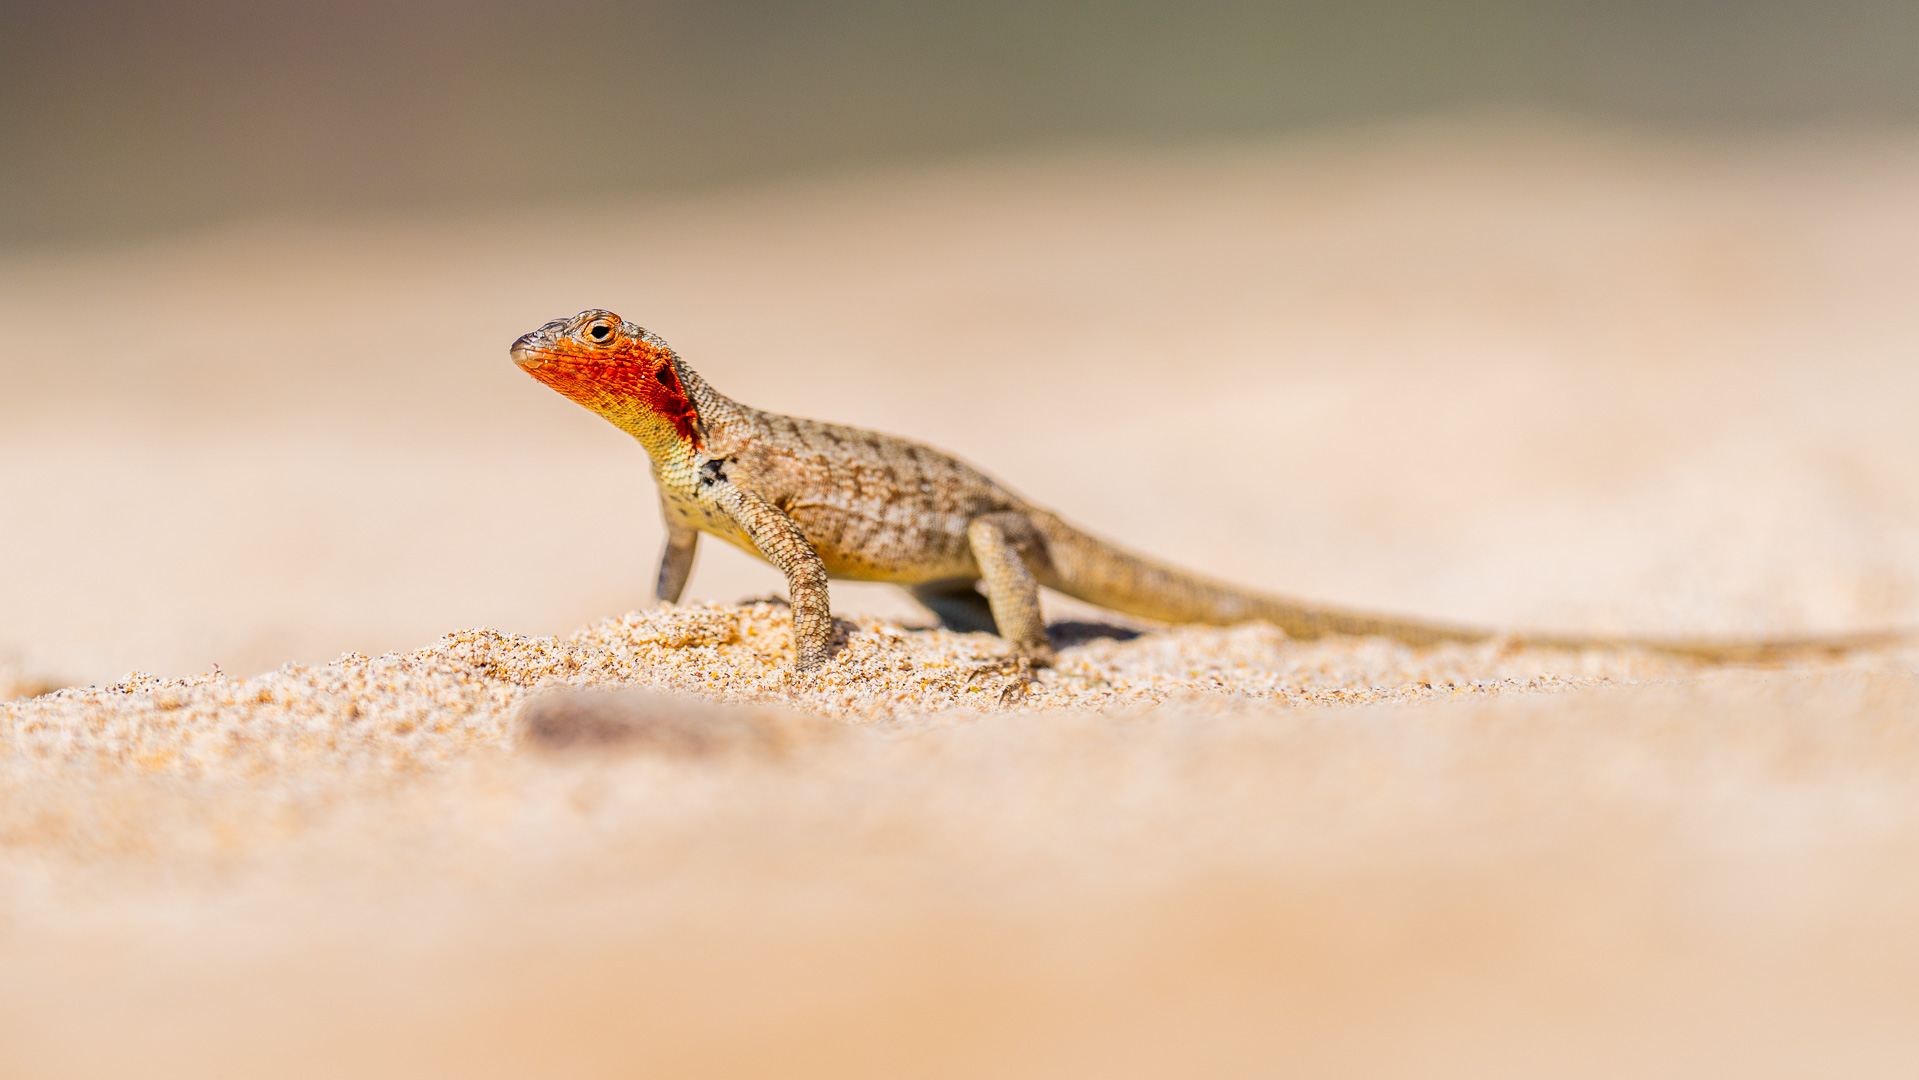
[717,408,1028,583]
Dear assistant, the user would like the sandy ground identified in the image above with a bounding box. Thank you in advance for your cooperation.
[6,117,1919,1075]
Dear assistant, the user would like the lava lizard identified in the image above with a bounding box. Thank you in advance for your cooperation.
[511,309,1901,673]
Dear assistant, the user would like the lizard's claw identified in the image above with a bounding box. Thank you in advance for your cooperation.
[964,656,1025,682]
[967,654,1039,703]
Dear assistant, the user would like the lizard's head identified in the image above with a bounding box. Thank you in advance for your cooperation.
[511,309,700,451]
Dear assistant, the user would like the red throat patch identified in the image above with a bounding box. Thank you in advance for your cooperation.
[524,335,701,450]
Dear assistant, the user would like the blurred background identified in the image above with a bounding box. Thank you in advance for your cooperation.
[5,0,1919,685]
[9,0,1919,245]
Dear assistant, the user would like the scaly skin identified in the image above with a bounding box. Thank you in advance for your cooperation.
[512,309,1904,673]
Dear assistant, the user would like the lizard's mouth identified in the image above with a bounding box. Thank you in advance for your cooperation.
[509,332,546,369]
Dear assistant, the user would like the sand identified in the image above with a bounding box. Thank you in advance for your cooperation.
[6,117,1919,1076]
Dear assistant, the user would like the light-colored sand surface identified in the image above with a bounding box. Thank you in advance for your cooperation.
[6,118,1919,1075]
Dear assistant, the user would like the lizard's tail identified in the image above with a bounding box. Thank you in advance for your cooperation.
[1027,512,1906,663]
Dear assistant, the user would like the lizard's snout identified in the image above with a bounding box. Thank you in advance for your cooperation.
[510,332,543,368]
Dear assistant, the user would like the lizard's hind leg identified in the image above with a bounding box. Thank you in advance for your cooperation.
[966,514,1057,666]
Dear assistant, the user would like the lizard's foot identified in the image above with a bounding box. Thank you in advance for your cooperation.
[965,655,1028,680]
[966,654,1043,703]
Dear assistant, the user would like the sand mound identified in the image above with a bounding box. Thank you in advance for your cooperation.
[0,601,1694,798]
[5,603,1919,1077]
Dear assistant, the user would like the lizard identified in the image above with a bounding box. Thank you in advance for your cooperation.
[510,308,1905,674]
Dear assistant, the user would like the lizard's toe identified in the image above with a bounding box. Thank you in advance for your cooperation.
[966,654,1042,704]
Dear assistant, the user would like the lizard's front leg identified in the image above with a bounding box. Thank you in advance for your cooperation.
[967,513,1056,667]
[708,484,833,672]
[654,519,699,605]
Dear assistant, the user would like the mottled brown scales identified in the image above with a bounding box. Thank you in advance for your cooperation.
[513,309,1907,673]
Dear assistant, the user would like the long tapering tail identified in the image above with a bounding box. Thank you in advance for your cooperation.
[1027,512,1905,663]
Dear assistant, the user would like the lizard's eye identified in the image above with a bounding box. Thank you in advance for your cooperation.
[585,320,615,343]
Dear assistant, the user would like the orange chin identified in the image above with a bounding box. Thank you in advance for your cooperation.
[521,336,701,450]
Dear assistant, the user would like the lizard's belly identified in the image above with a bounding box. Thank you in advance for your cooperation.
[785,501,978,584]
[662,487,754,549]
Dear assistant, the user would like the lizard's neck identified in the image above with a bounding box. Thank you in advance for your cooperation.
[679,363,747,444]
[630,361,747,489]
